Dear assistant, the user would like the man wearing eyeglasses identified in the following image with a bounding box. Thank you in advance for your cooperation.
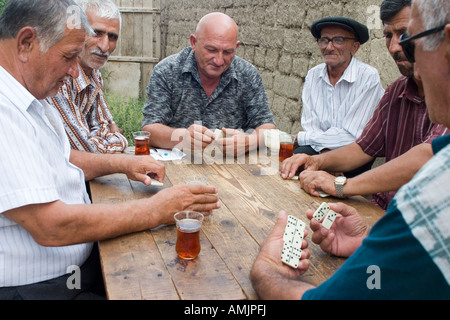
[400,6,449,120]
[283,1,449,211]
[251,0,450,300]
[47,0,128,154]
[294,17,384,178]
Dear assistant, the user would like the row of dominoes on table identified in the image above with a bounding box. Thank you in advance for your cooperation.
[281,202,337,268]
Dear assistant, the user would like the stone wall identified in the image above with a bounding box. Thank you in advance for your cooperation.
[159,0,400,134]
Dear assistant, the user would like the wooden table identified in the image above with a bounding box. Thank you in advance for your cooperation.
[90,149,384,300]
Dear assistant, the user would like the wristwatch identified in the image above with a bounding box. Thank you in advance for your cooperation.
[335,176,347,198]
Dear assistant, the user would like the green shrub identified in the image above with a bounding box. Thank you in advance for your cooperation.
[105,93,146,146]
[0,0,7,15]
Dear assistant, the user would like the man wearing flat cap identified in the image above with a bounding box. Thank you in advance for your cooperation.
[293,17,384,177]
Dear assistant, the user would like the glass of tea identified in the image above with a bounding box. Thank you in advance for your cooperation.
[279,133,294,163]
[174,211,204,260]
[133,131,150,155]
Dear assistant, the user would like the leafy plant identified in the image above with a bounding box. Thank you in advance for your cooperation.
[0,0,7,15]
[105,93,146,146]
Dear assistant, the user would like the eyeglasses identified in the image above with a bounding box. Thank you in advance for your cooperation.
[317,36,356,48]
[399,24,446,63]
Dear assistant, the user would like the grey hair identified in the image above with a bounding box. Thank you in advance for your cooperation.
[74,0,121,29]
[0,0,93,52]
[413,0,450,50]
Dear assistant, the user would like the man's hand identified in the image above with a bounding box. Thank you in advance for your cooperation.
[280,154,320,179]
[299,170,337,197]
[183,123,215,150]
[306,203,370,258]
[149,184,220,225]
[123,155,166,186]
[215,128,255,157]
[251,211,313,299]
[110,122,123,134]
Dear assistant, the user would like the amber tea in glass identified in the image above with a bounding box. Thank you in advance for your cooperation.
[174,211,204,260]
[133,131,150,155]
[279,133,294,162]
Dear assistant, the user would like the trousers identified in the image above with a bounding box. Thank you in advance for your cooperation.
[0,243,105,300]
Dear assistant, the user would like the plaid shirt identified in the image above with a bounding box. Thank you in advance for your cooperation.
[303,135,450,299]
[395,134,450,286]
[47,64,128,154]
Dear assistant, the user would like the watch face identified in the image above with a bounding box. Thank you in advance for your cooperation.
[336,176,346,183]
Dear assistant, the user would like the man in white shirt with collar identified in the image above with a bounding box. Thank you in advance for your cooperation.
[0,0,219,300]
[296,17,384,177]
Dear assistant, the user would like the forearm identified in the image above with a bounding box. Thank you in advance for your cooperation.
[58,200,164,245]
[87,132,128,154]
[143,123,187,149]
[343,143,434,197]
[316,142,374,172]
[4,198,162,247]
[70,150,129,181]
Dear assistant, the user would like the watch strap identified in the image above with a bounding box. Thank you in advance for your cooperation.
[336,183,344,198]
[335,177,347,198]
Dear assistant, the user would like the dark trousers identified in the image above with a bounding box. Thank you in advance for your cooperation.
[0,243,106,300]
[294,145,375,178]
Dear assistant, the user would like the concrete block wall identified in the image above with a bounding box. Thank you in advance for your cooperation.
[159,0,400,134]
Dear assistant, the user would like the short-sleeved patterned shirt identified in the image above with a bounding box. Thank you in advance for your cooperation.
[47,64,128,154]
[142,47,275,132]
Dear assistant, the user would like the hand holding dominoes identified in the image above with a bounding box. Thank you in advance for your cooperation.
[312,202,337,230]
[281,215,306,268]
[147,172,164,186]
[308,202,370,258]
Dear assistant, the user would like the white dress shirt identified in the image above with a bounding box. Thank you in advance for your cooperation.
[298,57,385,152]
[0,66,92,287]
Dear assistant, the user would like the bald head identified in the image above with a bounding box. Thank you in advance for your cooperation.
[195,12,239,42]
[190,12,240,81]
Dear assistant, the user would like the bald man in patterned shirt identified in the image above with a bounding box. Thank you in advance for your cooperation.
[142,12,276,157]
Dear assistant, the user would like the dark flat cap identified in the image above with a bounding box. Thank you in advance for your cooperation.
[311,17,370,44]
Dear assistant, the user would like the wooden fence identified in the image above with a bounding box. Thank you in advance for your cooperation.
[104,0,162,98]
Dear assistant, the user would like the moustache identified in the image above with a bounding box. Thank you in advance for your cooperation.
[91,49,109,58]
[393,52,407,62]
[323,50,337,55]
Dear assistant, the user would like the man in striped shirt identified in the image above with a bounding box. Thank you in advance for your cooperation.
[282,0,449,210]
[47,0,127,154]
[295,17,385,177]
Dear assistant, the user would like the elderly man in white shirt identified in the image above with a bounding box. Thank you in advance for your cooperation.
[0,0,219,300]
[296,17,384,177]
